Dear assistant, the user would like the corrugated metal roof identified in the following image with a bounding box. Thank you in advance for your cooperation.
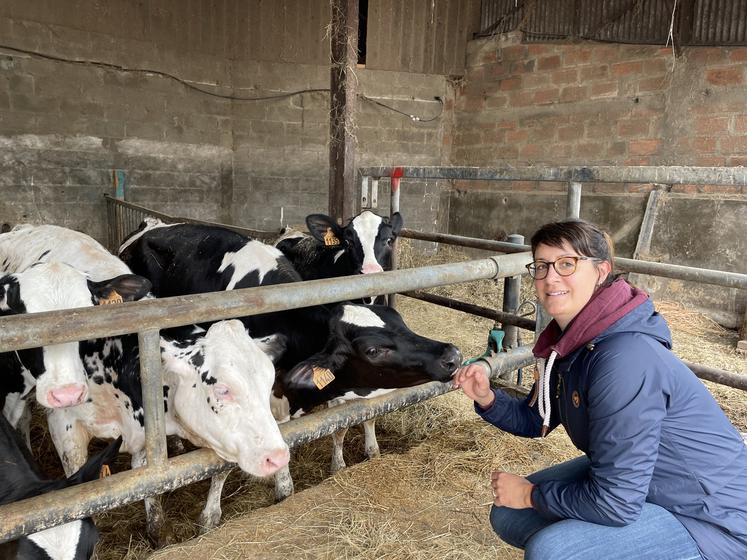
[478,0,747,46]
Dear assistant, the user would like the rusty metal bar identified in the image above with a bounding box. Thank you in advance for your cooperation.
[138,329,168,468]
[402,291,536,331]
[0,253,533,352]
[0,345,534,541]
[358,165,747,186]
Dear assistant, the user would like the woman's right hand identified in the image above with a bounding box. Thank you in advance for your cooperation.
[453,362,495,409]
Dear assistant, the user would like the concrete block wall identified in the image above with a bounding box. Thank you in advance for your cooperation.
[0,3,451,245]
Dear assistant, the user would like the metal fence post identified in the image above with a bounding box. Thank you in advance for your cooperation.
[138,328,168,468]
[500,234,524,379]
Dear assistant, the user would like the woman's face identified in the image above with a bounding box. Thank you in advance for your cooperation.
[533,241,610,330]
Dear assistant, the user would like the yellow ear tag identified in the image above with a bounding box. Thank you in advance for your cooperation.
[99,464,112,479]
[98,290,124,305]
[312,366,335,390]
[323,228,340,246]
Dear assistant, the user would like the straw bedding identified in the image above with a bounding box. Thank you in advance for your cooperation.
[26,241,746,559]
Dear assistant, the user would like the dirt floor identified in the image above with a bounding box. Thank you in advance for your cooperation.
[28,243,746,560]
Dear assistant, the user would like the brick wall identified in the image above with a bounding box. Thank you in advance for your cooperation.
[452,32,747,195]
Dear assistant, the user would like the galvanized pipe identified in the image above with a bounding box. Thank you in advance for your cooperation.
[0,253,532,352]
[359,165,747,186]
[502,234,525,354]
[401,229,529,254]
[138,329,168,468]
[401,291,536,331]
[0,345,533,541]
[399,231,747,291]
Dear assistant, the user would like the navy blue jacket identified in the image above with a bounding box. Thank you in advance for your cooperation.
[477,300,747,560]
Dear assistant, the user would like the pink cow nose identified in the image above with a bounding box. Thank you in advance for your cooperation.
[47,383,88,408]
[361,263,383,274]
[261,448,290,475]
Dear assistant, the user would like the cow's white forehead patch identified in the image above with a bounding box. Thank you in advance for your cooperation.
[27,519,83,560]
[352,211,384,270]
[341,305,385,328]
[219,240,282,289]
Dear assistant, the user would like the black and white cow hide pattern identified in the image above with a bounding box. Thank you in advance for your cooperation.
[275,210,403,284]
[0,412,121,560]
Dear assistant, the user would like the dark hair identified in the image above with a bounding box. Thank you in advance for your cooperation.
[530,220,616,287]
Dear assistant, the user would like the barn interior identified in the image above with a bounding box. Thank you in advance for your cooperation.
[0,1,746,559]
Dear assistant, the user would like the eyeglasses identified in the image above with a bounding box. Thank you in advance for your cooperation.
[526,256,600,280]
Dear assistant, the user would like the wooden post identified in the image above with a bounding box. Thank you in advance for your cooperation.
[328,0,359,223]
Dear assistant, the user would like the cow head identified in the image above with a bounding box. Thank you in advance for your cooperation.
[0,418,122,560]
[0,263,151,409]
[160,320,289,477]
[306,211,403,275]
[280,304,462,414]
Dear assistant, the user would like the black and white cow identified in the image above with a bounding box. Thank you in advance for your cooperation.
[0,223,153,416]
[1,225,289,540]
[0,412,121,560]
[274,211,403,280]
[274,303,461,474]
[119,220,461,499]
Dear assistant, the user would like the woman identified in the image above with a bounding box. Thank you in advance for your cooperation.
[454,220,747,560]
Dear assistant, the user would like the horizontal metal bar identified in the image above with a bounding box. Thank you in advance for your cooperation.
[0,253,532,352]
[402,291,536,331]
[685,360,747,391]
[401,230,747,290]
[358,165,747,186]
[0,346,534,541]
[401,228,529,253]
[615,257,747,290]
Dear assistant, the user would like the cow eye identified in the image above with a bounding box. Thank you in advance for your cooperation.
[365,347,380,358]
[213,383,234,402]
[385,237,394,247]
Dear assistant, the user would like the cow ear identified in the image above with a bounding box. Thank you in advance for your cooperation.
[68,436,122,484]
[306,214,343,246]
[0,278,22,315]
[88,274,152,305]
[284,353,342,392]
[389,212,403,236]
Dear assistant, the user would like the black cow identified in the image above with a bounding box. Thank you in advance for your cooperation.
[119,219,461,498]
[0,412,121,560]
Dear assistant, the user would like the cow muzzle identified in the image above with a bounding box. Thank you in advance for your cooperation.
[256,447,291,477]
[46,383,89,408]
[440,346,463,377]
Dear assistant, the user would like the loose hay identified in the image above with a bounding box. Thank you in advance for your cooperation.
[25,240,745,559]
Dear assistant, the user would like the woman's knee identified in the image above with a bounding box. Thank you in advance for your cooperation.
[490,505,548,550]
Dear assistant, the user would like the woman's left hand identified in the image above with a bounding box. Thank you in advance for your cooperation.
[491,470,534,509]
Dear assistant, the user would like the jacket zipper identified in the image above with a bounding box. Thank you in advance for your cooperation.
[555,372,565,426]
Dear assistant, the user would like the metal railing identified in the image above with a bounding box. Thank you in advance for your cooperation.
[105,195,279,251]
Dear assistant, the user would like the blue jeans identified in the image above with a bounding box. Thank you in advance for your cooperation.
[490,456,703,560]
